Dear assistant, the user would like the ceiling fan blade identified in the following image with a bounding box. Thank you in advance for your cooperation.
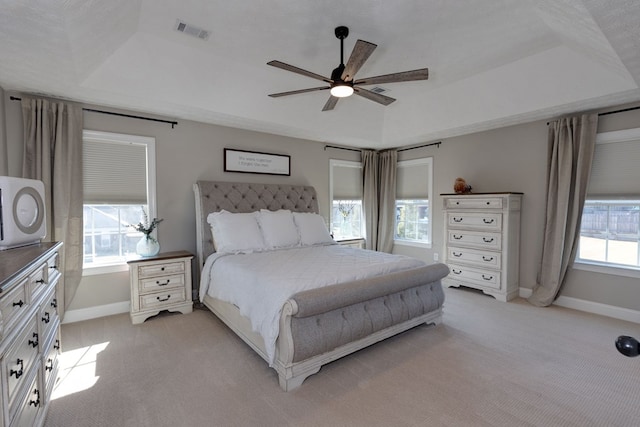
[341,40,377,82]
[268,86,329,98]
[354,68,429,86]
[267,60,332,84]
[322,96,339,111]
[353,87,396,106]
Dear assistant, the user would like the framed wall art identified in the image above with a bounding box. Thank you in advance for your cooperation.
[224,148,291,176]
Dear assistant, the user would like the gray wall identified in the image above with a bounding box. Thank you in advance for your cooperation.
[4,91,640,314]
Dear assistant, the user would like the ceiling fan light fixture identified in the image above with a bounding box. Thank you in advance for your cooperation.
[330,84,354,98]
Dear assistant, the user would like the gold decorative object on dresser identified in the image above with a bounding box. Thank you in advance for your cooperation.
[0,242,62,427]
[441,193,522,301]
[127,250,194,324]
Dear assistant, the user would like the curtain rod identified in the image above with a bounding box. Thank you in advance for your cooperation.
[10,96,178,128]
[324,141,441,153]
[547,105,640,125]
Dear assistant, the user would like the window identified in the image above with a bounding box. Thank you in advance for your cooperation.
[330,160,364,240]
[82,131,156,274]
[577,127,640,275]
[394,158,432,247]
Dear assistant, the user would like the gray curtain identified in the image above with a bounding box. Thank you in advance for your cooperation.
[22,97,84,320]
[528,113,598,306]
[361,149,397,252]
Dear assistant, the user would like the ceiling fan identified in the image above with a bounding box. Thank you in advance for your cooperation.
[267,26,429,111]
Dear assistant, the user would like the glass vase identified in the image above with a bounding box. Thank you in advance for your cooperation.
[136,236,160,257]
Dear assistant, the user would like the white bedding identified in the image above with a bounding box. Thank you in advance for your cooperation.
[199,244,426,365]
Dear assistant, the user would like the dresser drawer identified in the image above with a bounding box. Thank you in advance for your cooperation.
[448,246,501,269]
[447,212,502,231]
[28,261,48,301]
[139,288,186,310]
[138,261,185,278]
[38,288,59,343]
[139,274,185,293]
[4,316,40,419]
[10,367,41,427]
[447,230,502,250]
[42,329,61,400]
[447,263,502,290]
[0,277,30,339]
[445,197,503,209]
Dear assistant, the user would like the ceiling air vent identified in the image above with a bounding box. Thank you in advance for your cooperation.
[175,19,210,40]
[369,86,388,94]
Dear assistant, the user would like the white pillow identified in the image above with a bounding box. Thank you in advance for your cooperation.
[292,212,334,246]
[207,210,265,254]
[257,209,300,249]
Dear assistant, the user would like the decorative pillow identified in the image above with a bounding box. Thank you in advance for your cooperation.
[207,210,265,254]
[257,209,300,249]
[292,212,334,246]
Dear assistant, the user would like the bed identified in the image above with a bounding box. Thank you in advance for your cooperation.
[193,180,449,391]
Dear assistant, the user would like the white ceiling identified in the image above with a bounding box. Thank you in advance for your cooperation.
[1,0,640,149]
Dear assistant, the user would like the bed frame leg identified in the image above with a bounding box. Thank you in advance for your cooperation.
[278,366,321,392]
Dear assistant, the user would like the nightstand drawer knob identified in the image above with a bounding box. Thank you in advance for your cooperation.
[156,295,171,302]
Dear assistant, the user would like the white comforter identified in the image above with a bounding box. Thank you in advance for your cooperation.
[199,244,426,365]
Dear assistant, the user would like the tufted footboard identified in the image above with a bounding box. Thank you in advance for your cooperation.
[273,263,448,390]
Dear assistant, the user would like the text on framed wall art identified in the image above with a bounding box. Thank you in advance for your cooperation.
[224,148,291,176]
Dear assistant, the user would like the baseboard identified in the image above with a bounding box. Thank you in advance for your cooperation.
[62,301,130,324]
[519,287,640,324]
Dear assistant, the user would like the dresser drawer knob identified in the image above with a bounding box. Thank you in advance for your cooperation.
[36,279,45,284]
[483,218,495,224]
[482,256,494,262]
[453,217,463,223]
[54,339,60,350]
[29,332,39,348]
[42,312,51,324]
[13,300,24,308]
[10,359,24,378]
[452,269,462,275]
[453,234,463,240]
[161,267,165,271]
[51,298,58,308]
[46,358,54,372]
[156,295,171,302]
[482,237,494,243]
[482,274,494,281]
[156,280,171,286]
[453,252,462,257]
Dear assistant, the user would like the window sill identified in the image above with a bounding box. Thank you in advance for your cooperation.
[393,240,432,249]
[83,262,129,276]
[573,261,640,279]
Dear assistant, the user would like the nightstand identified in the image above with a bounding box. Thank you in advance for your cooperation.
[127,250,193,324]
[336,238,365,249]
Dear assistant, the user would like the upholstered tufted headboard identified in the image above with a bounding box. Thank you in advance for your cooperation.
[193,181,319,270]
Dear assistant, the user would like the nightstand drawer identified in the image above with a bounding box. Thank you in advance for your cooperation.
[139,288,186,310]
[139,274,185,293]
[138,261,185,278]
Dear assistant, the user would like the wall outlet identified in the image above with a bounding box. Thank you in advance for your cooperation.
[433,252,439,261]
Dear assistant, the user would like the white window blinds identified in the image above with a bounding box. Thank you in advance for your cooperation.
[332,161,363,200]
[588,128,640,198]
[397,159,430,199]
[83,131,150,204]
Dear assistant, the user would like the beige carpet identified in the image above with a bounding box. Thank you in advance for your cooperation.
[45,287,640,427]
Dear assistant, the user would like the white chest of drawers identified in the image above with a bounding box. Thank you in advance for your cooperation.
[127,251,193,324]
[441,193,522,301]
[0,242,62,427]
